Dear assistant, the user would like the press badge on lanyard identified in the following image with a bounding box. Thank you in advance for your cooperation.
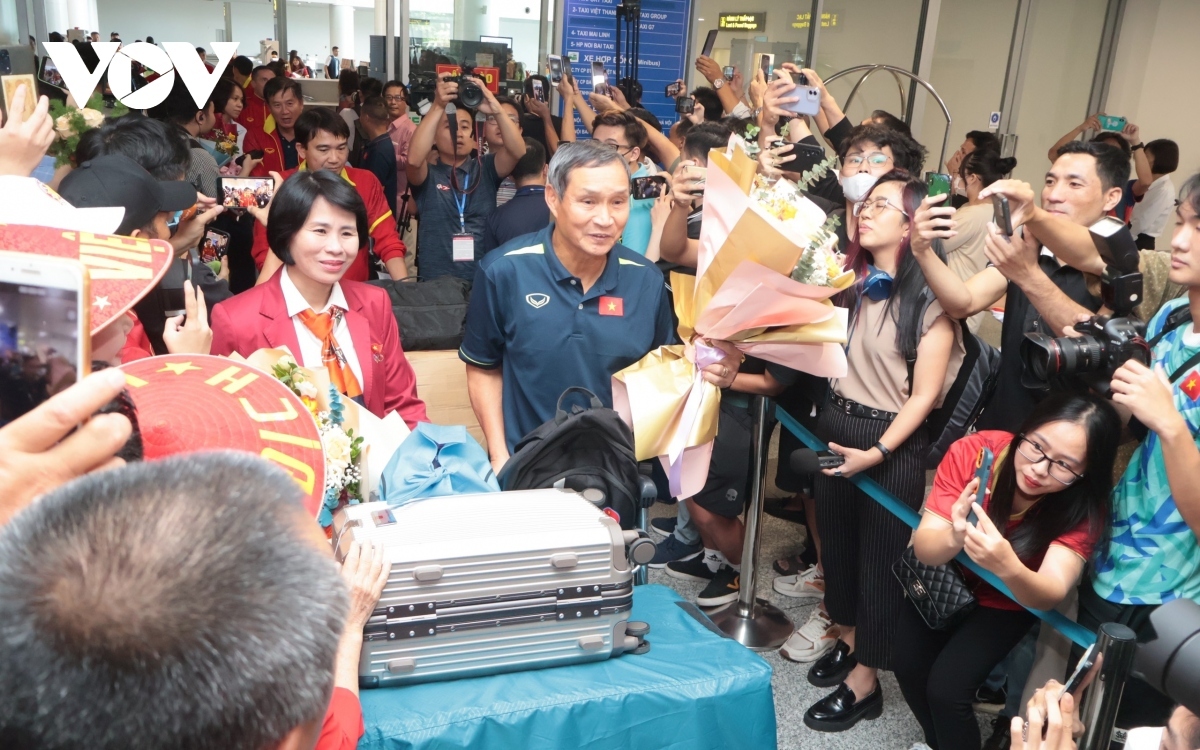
[452,174,474,262]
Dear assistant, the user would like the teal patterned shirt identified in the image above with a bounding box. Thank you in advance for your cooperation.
[1094,297,1200,605]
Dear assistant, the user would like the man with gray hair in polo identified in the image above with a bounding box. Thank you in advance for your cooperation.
[460,140,743,473]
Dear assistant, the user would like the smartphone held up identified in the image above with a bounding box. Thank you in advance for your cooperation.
[0,252,91,421]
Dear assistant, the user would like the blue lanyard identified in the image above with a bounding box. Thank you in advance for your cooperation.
[451,173,470,233]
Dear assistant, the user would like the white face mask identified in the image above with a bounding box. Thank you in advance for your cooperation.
[839,172,879,203]
[953,175,968,197]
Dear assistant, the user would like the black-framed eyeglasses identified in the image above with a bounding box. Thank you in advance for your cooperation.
[599,140,635,155]
[1015,435,1084,485]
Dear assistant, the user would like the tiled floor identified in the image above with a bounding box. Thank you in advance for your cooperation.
[645,445,1001,750]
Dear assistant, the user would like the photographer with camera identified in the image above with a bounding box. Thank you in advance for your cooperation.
[406,72,526,282]
[909,141,1129,431]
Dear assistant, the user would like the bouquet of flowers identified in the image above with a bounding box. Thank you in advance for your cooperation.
[47,93,127,167]
[273,356,365,527]
[613,138,854,498]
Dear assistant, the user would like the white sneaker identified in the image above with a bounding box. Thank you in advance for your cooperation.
[773,565,825,600]
[779,607,838,663]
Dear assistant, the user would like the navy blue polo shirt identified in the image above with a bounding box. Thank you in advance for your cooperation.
[412,152,501,282]
[459,224,677,451]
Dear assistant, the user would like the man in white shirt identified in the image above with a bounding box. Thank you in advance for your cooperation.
[1127,129,1179,249]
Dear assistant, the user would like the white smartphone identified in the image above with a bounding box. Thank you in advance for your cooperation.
[547,54,564,84]
[0,251,91,420]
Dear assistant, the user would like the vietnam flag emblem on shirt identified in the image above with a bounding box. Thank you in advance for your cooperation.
[599,296,624,316]
[1182,370,1200,401]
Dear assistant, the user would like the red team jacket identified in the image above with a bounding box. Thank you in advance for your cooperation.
[250,165,406,282]
[209,269,428,427]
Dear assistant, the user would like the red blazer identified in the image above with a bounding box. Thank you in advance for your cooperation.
[209,270,428,428]
[251,166,406,281]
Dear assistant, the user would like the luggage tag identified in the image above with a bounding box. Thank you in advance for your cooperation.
[452,234,475,262]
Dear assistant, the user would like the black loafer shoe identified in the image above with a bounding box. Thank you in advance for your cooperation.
[803,682,884,733]
[807,639,857,687]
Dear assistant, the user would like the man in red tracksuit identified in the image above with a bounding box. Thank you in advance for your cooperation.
[237,65,276,135]
[251,107,408,283]
[244,76,303,177]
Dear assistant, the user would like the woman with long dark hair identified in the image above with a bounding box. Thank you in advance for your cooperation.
[893,392,1120,749]
[803,170,964,732]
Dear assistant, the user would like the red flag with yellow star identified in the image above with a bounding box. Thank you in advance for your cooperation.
[599,296,624,317]
[1181,370,1200,401]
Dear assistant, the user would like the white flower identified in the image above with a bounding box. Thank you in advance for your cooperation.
[323,428,352,465]
[297,380,319,399]
[80,108,104,128]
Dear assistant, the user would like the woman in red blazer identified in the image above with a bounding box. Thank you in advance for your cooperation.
[210,170,427,428]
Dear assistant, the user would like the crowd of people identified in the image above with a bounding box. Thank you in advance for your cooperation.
[0,31,1196,750]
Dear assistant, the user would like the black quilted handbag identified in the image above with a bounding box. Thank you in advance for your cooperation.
[892,546,977,630]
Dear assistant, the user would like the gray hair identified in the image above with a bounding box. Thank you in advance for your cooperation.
[0,452,348,750]
[547,140,632,196]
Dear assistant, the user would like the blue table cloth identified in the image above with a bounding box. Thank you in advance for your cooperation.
[359,584,777,750]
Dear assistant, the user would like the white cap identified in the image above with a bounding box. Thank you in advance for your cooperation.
[0,176,124,234]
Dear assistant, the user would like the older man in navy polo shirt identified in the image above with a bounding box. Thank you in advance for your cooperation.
[460,141,741,472]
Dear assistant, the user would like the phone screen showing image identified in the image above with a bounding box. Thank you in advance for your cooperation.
[39,56,65,89]
[532,79,545,102]
[220,177,274,210]
[548,55,563,84]
[591,61,607,94]
[199,229,231,265]
[0,279,81,420]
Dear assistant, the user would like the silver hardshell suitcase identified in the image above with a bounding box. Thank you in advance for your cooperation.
[332,488,653,687]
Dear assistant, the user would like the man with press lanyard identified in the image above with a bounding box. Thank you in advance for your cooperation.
[406,74,527,282]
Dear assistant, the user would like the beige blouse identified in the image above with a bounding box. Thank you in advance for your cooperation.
[943,202,993,333]
[833,294,966,414]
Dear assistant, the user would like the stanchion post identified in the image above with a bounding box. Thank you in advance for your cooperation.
[1078,622,1138,750]
[710,395,794,651]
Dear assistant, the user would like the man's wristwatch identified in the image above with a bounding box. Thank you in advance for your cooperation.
[712,78,724,90]
[1131,143,1145,151]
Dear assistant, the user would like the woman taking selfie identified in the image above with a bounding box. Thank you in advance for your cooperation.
[210,171,427,428]
[803,171,964,733]
[893,392,1120,750]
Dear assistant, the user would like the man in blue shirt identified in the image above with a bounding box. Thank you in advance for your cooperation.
[460,141,741,472]
[407,74,526,282]
[481,138,550,253]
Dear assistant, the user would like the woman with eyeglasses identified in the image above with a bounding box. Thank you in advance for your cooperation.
[893,392,1120,750]
[802,170,964,733]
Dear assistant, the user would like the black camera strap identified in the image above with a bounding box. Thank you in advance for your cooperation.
[1147,306,1197,383]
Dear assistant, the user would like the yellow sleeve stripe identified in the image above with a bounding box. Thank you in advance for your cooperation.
[369,211,393,234]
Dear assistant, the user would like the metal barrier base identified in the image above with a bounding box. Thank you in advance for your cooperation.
[710,597,794,652]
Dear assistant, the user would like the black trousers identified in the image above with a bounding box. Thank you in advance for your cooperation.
[813,406,927,669]
[1074,583,1174,728]
[893,602,1036,750]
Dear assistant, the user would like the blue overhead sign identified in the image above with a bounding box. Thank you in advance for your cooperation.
[562,0,692,138]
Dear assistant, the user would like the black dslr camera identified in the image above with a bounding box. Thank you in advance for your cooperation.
[441,64,484,108]
[1020,218,1149,394]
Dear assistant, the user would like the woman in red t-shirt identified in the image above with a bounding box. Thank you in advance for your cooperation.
[893,392,1121,750]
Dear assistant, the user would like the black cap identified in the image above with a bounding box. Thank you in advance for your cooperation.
[58,154,198,236]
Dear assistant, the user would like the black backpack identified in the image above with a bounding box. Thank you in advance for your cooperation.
[496,388,641,529]
[908,293,1002,469]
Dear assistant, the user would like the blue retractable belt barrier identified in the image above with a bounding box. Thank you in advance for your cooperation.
[776,407,1097,649]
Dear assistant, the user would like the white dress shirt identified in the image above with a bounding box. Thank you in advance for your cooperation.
[1130,174,1176,238]
[280,267,365,387]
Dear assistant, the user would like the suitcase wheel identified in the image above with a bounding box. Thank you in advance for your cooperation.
[625,620,650,638]
[632,640,652,656]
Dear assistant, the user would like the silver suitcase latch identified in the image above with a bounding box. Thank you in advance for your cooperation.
[385,602,437,639]
[555,584,604,620]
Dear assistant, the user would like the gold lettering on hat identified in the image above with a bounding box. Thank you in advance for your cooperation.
[123,373,149,387]
[77,234,156,280]
[258,429,322,450]
[239,397,298,422]
[205,365,259,394]
[260,448,316,496]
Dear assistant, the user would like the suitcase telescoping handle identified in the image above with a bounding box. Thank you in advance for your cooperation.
[555,387,604,425]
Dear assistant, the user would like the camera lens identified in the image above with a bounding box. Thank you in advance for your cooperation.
[459,81,484,108]
[1020,333,1104,381]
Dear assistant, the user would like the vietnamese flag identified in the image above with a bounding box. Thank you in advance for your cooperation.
[599,296,624,316]
[1182,370,1200,401]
